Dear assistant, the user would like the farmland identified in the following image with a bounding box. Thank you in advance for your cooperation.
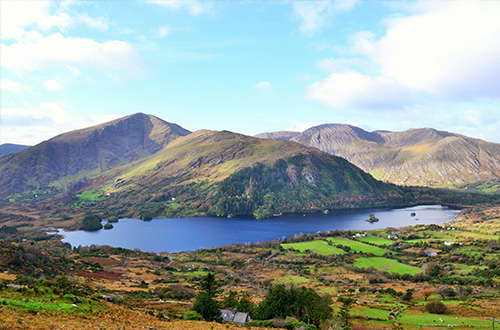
[353,257,420,275]
[0,205,499,329]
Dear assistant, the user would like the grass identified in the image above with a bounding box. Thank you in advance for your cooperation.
[351,305,392,321]
[281,240,346,255]
[406,238,431,244]
[0,290,104,316]
[327,237,391,256]
[76,190,106,201]
[274,274,313,285]
[475,183,500,193]
[353,257,420,275]
[398,311,493,328]
[358,236,394,246]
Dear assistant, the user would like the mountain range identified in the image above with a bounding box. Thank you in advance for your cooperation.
[256,124,500,187]
[0,113,497,222]
[0,113,410,220]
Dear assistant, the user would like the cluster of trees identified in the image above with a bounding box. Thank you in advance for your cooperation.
[255,284,333,327]
[189,273,332,328]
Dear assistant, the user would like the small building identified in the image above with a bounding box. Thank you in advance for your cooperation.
[234,312,251,324]
[425,250,438,256]
[221,310,235,322]
[221,310,251,324]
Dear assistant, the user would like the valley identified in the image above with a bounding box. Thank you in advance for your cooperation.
[0,205,499,329]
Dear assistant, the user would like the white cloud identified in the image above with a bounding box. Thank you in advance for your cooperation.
[1,33,144,73]
[293,0,358,35]
[366,1,500,99]
[157,26,172,38]
[0,103,120,145]
[306,1,500,111]
[43,79,64,91]
[0,79,33,95]
[0,1,72,40]
[147,0,212,16]
[253,81,274,93]
[78,14,108,31]
[307,71,414,109]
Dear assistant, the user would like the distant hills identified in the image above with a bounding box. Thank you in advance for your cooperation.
[0,114,408,220]
[0,144,30,157]
[257,124,500,187]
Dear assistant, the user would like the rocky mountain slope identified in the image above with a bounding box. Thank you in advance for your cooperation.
[257,124,500,187]
[0,113,191,198]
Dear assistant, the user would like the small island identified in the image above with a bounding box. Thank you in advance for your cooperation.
[366,213,379,222]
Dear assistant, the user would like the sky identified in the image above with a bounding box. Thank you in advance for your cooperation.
[1,0,500,146]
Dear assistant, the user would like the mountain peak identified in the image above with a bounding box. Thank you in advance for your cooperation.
[0,113,191,197]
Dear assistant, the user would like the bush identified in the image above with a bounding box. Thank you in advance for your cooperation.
[103,223,113,230]
[183,310,204,321]
[425,300,448,314]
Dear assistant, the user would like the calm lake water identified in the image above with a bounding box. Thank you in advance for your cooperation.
[59,205,459,253]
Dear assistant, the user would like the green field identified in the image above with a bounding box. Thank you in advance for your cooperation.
[424,229,500,241]
[353,257,420,275]
[327,237,391,256]
[398,312,493,328]
[406,238,431,244]
[358,236,394,246]
[281,240,346,255]
[475,183,500,193]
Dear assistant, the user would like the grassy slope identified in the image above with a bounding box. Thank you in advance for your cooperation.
[353,257,420,275]
[280,240,346,255]
[358,236,394,246]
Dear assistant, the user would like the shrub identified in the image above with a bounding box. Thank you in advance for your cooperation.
[425,300,448,314]
[183,310,203,321]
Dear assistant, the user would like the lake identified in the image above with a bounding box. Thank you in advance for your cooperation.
[59,205,459,253]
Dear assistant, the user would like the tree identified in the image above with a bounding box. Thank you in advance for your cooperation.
[200,272,222,299]
[222,291,238,309]
[255,285,332,327]
[191,273,222,322]
[425,300,448,314]
[192,293,222,322]
[436,287,456,300]
[338,297,354,330]
[401,289,414,302]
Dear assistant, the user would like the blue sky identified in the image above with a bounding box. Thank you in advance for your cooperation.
[1,0,500,145]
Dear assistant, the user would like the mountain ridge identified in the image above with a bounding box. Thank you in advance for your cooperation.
[0,113,191,197]
[257,124,500,187]
[0,144,31,157]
